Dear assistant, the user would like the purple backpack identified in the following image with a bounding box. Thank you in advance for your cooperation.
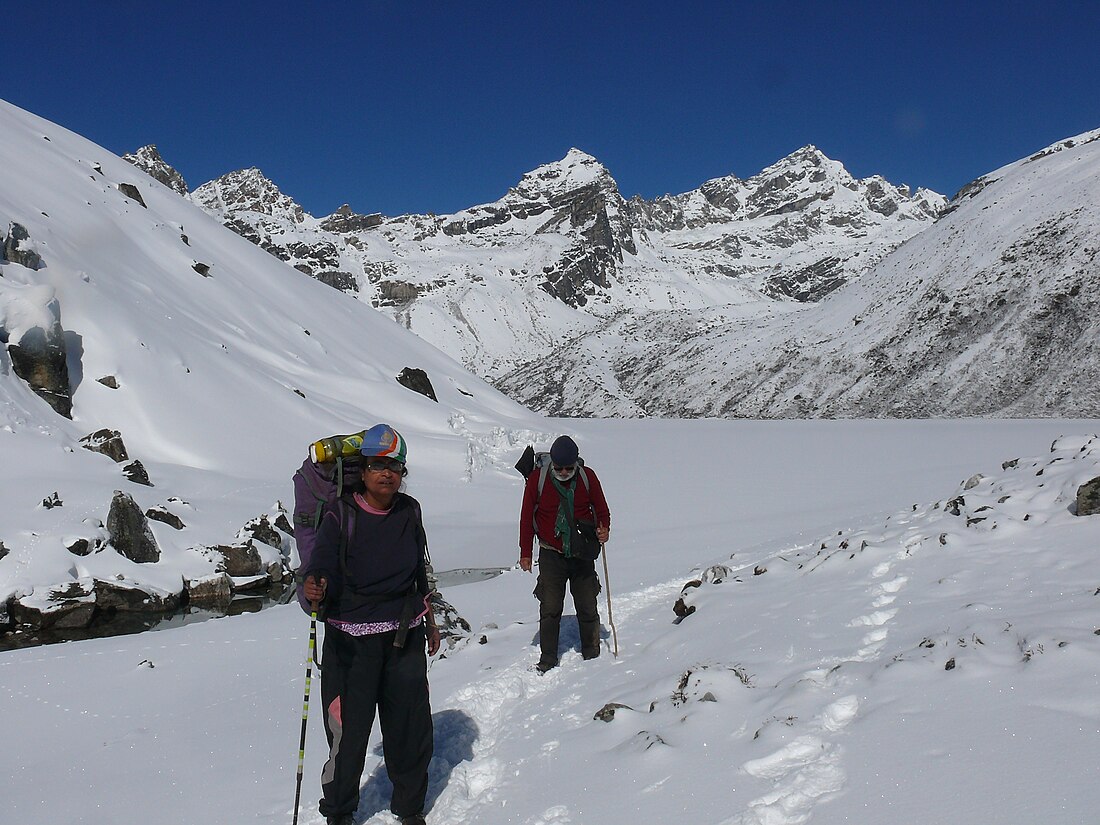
[291,453,363,614]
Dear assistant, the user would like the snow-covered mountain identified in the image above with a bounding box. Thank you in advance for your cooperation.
[160,129,1100,419]
[0,97,541,637]
[5,98,1100,825]
[505,130,1100,417]
[153,144,944,388]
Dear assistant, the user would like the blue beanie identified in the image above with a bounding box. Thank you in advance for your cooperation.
[549,435,579,466]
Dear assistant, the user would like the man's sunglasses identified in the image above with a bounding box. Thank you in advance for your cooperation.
[552,464,575,473]
[364,458,408,475]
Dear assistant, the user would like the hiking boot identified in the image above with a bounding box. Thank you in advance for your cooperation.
[400,815,427,825]
[535,658,557,674]
[326,816,353,825]
[582,648,600,660]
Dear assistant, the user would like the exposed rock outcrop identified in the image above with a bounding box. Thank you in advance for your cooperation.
[81,429,129,463]
[122,145,189,195]
[396,367,438,402]
[106,491,160,563]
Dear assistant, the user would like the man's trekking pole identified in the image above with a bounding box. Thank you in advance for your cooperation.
[600,545,619,657]
[292,601,320,825]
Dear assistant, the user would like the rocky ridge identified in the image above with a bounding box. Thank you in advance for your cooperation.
[496,129,1100,417]
[143,144,944,385]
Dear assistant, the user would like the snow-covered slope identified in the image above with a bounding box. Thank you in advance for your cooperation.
[3,419,1099,825]
[173,144,942,385]
[0,97,542,631]
[499,129,1100,417]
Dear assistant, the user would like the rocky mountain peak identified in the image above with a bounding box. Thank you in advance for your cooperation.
[122,145,189,196]
[509,148,619,204]
[191,168,307,225]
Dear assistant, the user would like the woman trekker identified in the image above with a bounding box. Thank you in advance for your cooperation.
[302,423,440,825]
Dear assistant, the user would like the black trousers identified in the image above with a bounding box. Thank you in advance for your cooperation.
[534,548,601,663]
[318,624,433,819]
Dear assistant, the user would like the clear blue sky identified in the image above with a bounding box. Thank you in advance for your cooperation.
[6,1,1099,217]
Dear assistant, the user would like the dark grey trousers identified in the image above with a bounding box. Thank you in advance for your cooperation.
[534,548,601,663]
[318,624,432,820]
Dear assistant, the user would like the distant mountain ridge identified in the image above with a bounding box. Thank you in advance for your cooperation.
[125,129,1100,418]
[125,144,946,393]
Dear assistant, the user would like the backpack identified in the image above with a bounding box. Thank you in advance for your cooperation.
[292,432,430,616]
[514,445,600,560]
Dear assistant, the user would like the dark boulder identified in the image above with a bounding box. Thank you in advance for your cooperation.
[106,490,160,563]
[208,541,263,577]
[9,580,97,629]
[145,506,186,530]
[123,460,153,486]
[80,429,129,463]
[117,183,147,208]
[93,579,181,612]
[274,513,294,536]
[396,367,438,402]
[2,222,44,270]
[1077,477,1100,516]
[594,702,633,722]
[241,515,282,549]
[6,304,72,418]
[0,540,8,561]
[97,375,119,389]
[185,573,233,609]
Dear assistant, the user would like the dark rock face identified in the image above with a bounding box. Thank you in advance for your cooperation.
[10,580,97,629]
[117,183,147,208]
[274,513,294,536]
[97,375,119,389]
[6,309,72,419]
[66,538,93,556]
[41,492,63,509]
[313,270,356,291]
[241,515,281,549]
[145,507,186,530]
[80,429,129,463]
[0,540,8,562]
[1077,477,1100,516]
[106,491,160,563]
[320,205,383,234]
[376,280,420,306]
[122,145,189,195]
[185,573,233,609]
[93,580,180,613]
[2,222,44,270]
[594,702,633,722]
[208,541,263,576]
[123,460,153,486]
[763,256,847,302]
[396,367,438,402]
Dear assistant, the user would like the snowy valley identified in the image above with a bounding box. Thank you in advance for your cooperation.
[2,97,1099,825]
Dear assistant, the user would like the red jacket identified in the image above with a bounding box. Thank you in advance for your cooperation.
[519,466,611,560]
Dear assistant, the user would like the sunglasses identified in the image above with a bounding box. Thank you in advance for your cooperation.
[552,464,576,474]
[364,458,407,475]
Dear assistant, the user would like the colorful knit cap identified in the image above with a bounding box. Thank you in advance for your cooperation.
[359,423,407,463]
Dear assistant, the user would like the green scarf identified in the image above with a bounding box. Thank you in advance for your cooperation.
[552,475,576,558]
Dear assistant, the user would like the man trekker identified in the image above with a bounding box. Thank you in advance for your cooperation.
[519,434,611,672]
[301,424,440,825]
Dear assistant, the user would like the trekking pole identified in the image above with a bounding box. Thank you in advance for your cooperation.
[600,545,619,657]
[292,601,320,825]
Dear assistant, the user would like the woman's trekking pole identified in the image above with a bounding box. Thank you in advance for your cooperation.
[601,545,619,657]
[292,601,320,825]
